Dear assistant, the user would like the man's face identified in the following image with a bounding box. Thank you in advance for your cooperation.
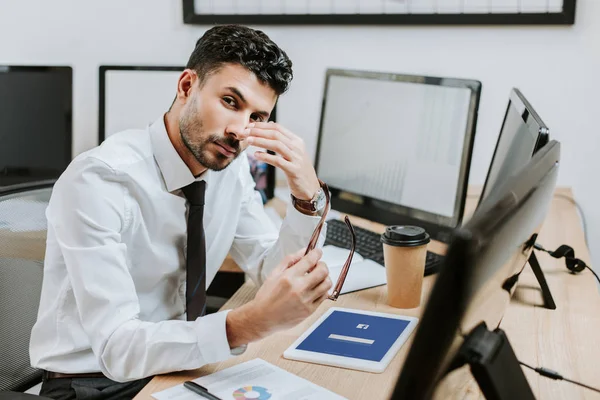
[178,64,277,172]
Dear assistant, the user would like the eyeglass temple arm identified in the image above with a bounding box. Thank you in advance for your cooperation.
[328,215,356,300]
[304,180,330,257]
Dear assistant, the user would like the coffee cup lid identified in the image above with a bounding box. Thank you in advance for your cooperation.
[381,225,430,247]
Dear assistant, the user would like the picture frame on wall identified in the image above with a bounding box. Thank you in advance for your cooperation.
[182,0,576,26]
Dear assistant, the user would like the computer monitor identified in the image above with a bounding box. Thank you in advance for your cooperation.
[98,65,183,142]
[479,88,549,205]
[98,65,276,201]
[0,66,72,186]
[391,140,560,400]
[314,69,481,242]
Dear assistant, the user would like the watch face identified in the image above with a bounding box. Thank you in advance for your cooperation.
[231,344,248,356]
[315,189,327,211]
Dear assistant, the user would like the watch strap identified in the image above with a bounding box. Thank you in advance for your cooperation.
[291,180,326,215]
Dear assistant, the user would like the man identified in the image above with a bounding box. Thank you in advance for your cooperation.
[30,25,332,399]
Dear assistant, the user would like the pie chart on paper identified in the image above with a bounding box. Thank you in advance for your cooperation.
[232,386,272,400]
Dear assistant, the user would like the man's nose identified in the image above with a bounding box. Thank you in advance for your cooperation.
[225,124,244,140]
[226,115,251,140]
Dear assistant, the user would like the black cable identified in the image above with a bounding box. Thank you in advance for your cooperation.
[534,243,600,285]
[586,264,600,285]
[540,193,596,283]
[519,360,600,394]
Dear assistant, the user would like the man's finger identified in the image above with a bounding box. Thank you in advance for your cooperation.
[308,274,332,302]
[247,136,294,161]
[288,248,323,276]
[312,292,329,306]
[246,126,293,148]
[303,261,330,290]
[274,247,307,274]
[251,122,296,141]
[254,151,294,171]
[287,247,307,266]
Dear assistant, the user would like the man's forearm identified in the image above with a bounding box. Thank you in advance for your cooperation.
[226,301,270,348]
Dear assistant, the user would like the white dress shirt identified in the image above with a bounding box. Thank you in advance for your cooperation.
[29,116,325,382]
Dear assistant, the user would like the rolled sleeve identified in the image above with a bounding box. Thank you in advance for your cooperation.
[194,310,236,363]
[282,201,326,237]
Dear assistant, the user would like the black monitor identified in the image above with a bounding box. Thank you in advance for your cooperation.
[0,66,72,186]
[98,65,276,201]
[391,140,560,400]
[314,68,481,242]
[479,88,549,205]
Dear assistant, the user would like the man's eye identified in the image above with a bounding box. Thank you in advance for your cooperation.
[223,97,237,107]
[250,114,264,122]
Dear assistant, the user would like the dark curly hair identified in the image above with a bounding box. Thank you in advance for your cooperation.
[186,25,293,95]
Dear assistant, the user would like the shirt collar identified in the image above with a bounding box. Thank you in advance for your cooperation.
[149,115,209,192]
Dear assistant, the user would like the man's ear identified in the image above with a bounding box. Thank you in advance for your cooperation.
[176,69,197,102]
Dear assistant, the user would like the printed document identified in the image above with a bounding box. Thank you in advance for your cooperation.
[152,358,347,400]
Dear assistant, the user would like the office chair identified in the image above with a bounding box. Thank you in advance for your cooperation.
[0,180,55,400]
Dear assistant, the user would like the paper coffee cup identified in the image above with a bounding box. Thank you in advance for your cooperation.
[381,226,430,309]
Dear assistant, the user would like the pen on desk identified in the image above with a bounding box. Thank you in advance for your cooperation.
[183,381,223,400]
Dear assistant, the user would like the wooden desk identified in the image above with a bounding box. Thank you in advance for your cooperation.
[135,188,600,400]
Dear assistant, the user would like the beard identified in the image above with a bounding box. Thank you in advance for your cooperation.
[179,98,242,172]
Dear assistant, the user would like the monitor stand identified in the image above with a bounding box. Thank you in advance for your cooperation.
[452,322,535,400]
[528,252,557,309]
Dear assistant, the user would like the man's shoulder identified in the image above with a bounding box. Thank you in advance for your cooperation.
[80,128,153,172]
[51,129,154,207]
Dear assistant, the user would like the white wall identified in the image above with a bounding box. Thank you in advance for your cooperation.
[1,0,598,266]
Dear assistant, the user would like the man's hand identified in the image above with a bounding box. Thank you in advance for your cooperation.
[226,249,331,348]
[243,122,320,200]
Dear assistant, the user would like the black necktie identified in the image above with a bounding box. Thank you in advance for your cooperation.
[182,181,207,321]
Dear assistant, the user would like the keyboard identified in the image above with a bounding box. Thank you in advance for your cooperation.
[324,218,445,276]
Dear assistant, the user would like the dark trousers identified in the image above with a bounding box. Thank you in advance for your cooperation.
[39,376,152,400]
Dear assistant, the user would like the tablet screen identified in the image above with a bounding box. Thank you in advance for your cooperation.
[296,310,411,362]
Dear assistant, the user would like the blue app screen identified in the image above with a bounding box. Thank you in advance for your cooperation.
[296,311,410,361]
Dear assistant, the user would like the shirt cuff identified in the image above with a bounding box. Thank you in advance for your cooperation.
[285,201,324,230]
[285,201,329,249]
[193,309,240,364]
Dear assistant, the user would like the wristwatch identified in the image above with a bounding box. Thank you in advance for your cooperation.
[291,182,328,216]
[230,344,248,356]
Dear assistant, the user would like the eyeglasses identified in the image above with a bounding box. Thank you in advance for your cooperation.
[304,180,356,301]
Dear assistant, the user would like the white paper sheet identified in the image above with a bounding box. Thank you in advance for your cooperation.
[152,358,347,400]
[322,245,387,295]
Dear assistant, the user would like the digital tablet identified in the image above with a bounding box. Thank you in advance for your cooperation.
[283,307,418,373]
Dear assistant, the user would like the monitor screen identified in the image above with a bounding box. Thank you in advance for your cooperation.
[392,140,560,399]
[315,69,481,240]
[0,66,72,186]
[98,66,276,201]
[480,88,549,204]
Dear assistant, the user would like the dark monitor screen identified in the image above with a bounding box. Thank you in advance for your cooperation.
[314,69,481,241]
[392,140,560,399]
[98,65,276,201]
[0,66,72,186]
[479,88,549,204]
